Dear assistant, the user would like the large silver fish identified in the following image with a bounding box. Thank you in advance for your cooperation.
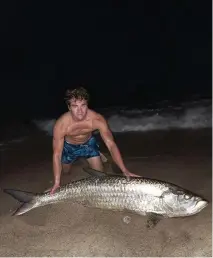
[3,168,208,228]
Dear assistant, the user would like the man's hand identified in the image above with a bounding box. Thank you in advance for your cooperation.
[50,183,60,195]
[123,169,141,178]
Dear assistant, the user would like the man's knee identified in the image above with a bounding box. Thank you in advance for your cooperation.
[87,156,104,172]
[62,163,71,174]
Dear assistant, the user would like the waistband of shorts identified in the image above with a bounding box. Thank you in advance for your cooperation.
[64,136,94,147]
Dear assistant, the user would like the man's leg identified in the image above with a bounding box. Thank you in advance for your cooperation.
[87,156,104,172]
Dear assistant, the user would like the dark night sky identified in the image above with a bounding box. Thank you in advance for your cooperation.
[0,0,211,119]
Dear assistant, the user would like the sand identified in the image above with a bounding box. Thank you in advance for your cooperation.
[0,128,212,257]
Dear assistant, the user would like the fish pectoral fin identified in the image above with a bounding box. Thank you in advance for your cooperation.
[83,167,107,177]
[146,213,164,229]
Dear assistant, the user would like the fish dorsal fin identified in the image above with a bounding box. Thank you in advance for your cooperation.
[83,168,106,177]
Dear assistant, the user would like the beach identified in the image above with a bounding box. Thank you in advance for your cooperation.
[0,128,212,257]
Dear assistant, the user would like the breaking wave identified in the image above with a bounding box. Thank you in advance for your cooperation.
[33,99,212,135]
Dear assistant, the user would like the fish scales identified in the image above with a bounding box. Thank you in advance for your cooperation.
[37,177,168,215]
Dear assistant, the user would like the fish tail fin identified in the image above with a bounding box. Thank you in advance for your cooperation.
[3,189,35,203]
[3,189,37,216]
[12,202,37,216]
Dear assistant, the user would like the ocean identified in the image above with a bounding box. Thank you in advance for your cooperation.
[0,96,211,150]
[34,97,212,133]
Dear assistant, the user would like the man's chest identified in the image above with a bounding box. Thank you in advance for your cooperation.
[66,122,94,136]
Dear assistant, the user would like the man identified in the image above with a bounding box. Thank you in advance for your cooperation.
[50,87,140,194]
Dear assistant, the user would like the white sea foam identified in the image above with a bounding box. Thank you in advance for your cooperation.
[32,100,212,135]
[108,107,211,132]
[33,119,56,136]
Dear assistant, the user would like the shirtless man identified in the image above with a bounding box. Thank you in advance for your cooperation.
[50,87,140,194]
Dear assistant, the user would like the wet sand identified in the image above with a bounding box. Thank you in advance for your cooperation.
[0,129,212,257]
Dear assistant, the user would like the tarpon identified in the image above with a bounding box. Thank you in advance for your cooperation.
[3,168,208,228]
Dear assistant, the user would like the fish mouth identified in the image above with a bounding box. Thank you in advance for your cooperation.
[195,200,208,212]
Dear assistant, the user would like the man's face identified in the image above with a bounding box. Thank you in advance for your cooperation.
[69,98,88,121]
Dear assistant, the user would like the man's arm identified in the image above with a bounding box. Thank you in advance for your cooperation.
[51,120,65,193]
[95,115,140,177]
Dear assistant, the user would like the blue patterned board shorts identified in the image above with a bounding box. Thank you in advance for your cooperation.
[61,136,100,164]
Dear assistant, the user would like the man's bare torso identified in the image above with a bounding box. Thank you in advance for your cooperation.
[57,109,101,145]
